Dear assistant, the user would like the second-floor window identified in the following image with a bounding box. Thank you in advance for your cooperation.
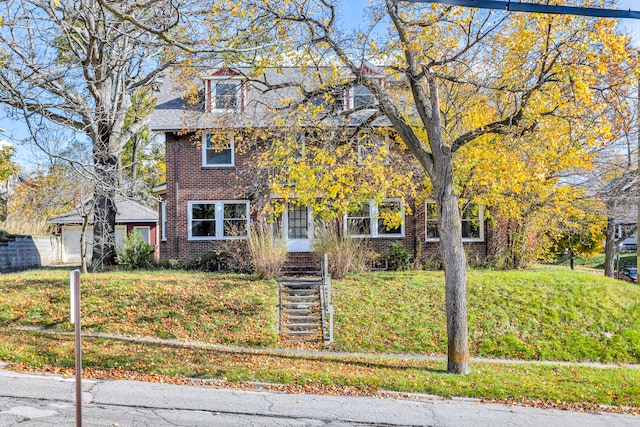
[357,130,389,165]
[207,78,242,112]
[202,134,234,167]
[214,82,239,110]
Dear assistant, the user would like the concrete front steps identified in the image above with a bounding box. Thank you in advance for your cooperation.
[279,277,323,342]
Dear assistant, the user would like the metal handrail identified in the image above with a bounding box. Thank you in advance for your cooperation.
[320,253,334,344]
[277,280,283,336]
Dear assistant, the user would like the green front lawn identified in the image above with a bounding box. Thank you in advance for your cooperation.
[333,266,640,363]
[0,269,278,347]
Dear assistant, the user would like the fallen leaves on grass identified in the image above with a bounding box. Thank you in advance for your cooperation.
[4,362,383,397]
[0,271,279,347]
[481,397,640,416]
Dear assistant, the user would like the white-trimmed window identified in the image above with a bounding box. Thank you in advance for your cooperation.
[425,201,484,242]
[133,226,151,244]
[425,202,439,241]
[378,200,403,236]
[202,134,234,167]
[357,130,389,165]
[350,84,376,109]
[188,201,249,240]
[346,203,371,235]
[160,201,167,241]
[207,79,241,111]
[346,199,404,238]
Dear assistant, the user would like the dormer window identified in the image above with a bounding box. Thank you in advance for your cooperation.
[205,70,244,112]
[351,85,376,108]
[213,82,239,110]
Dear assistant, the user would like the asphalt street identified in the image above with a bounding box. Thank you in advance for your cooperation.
[0,368,638,426]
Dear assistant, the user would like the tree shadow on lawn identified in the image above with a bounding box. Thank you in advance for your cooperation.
[205,347,448,374]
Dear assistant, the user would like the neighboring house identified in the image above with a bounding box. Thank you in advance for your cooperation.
[49,195,159,263]
[615,222,637,252]
[0,172,27,201]
[603,175,638,252]
[150,66,492,266]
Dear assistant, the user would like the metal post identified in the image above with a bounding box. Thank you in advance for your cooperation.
[70,270,82,427]
[323,253,334,344]
[328,273,333,344]
[570,248,574,270]
[637,79,639,273]
[323,253,328,278]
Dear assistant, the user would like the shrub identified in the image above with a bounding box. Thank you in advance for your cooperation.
[153,258,183,270]
[116,230,154,269]
[423,252,443,271]
[220,240,254,273]
[196,250,229,272]
[386,242,412,271]
[248,221,287,279]
[313,222,372,279]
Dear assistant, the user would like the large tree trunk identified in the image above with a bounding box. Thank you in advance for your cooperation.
[92,148,119,268]
[604,216,616,277]
[434,160,470,375]
[424,71,470,375]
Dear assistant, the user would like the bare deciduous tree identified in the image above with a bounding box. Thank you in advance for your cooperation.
[0,0,176,266]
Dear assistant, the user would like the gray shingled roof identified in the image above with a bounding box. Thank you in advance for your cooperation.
[48,195,158,225]
[149,66,393,132]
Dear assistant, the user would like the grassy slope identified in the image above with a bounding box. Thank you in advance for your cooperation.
[2,267,639,363]
[332,266,640,363]
[0,269,278,347]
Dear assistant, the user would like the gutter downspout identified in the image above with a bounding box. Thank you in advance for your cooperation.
[173,139,180,259]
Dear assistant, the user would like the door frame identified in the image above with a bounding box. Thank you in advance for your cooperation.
[282,204,313,252]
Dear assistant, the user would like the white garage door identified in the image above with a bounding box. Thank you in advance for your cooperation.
[62,226,126,263]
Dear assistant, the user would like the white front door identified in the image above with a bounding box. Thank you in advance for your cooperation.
[285,205,312,252]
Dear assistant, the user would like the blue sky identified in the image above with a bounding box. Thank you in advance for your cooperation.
[0,0,376,172]
[617,0,640,36]
[1,0,640,171]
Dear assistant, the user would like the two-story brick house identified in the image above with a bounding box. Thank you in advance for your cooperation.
[149,66,491,267]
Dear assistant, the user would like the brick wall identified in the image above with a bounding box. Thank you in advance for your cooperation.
[160,131,494,266]
[162,132,259,261]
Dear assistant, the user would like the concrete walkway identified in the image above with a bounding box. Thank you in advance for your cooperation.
[0,368,638,427]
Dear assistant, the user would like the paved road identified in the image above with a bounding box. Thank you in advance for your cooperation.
[0,368,638,426]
